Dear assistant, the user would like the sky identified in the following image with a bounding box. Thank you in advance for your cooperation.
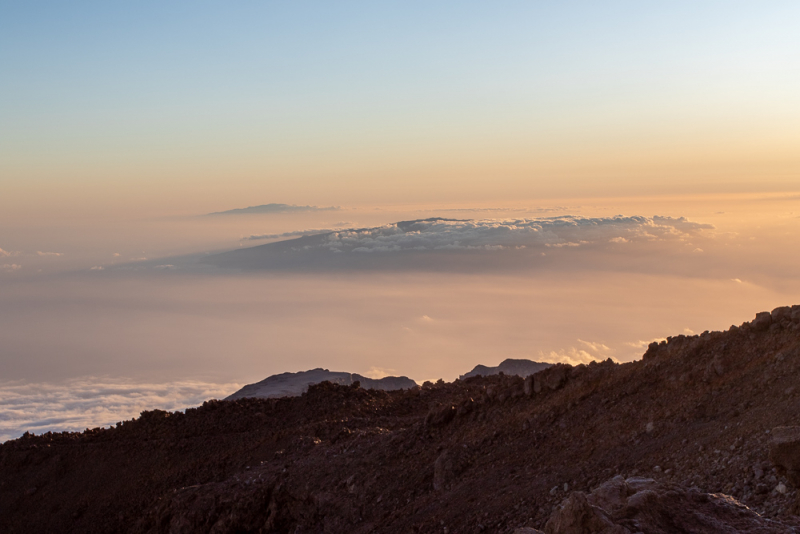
[2,1,800,218]
[1,2,800,441]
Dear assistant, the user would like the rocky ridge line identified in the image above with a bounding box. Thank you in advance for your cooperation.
[2,305,800,533]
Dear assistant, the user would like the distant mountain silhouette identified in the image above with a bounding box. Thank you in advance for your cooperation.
[460,358,551,379]
[207,203,339,216]
[226,368,417,400]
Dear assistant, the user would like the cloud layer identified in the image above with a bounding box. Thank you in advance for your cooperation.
[0,247,21,257]
[0,378,241,443]
[205,215,714,271]
[245,225,353,241]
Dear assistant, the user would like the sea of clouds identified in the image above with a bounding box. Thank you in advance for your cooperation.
[3,208,796,443]
[0,378,241,442]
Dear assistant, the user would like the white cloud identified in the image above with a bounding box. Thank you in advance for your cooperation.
[0,378,242,443]
[540,338,618,366]
[90,266,105,270]
[362,367,398,379]
[539,347,602,366]
[37,251,63,257]
[205,214,718,274]
[421,206,575,214]
[245,225,355,241]
[2,263,22,272]
[545,242,582,248]
[261,216,713,254]
[623,337,666,350]
[578,339,612,354]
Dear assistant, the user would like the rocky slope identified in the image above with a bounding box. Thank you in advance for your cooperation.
[3,306,800,533]
[225,368,417,400]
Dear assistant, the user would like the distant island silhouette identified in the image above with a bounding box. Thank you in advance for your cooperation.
[207,203,340,216]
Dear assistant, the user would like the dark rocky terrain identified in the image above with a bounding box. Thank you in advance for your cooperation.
[3,305,800,533]
[226,368,417,400]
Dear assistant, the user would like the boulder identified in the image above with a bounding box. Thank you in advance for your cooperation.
[772,306,792,322]
[534,365,569,393]
[426,405,456,427]
[533,374,543,394]
[524,375,534,397]
[545,477,779,534]
[751,312,772,332]
[769,426,800,485]
[546,365,569,391]
[545,490,627,534]
[433,449,467,492]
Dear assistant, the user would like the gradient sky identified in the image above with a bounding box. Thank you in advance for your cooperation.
[2,1,800,219]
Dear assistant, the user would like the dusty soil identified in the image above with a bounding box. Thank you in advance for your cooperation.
[3,306,800,533]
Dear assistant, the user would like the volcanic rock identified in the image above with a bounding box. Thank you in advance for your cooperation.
[545,476,785,533]
[770,426,800,485]
[752,311,773,331]
[4,305,800,533]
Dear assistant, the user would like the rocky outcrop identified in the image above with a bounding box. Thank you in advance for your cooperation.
[770,426,800,484]
[533,363,570,393]
[225,368,417,400]
[770,425,800,515]
[545,476,784,533]
[433,448,469,492]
